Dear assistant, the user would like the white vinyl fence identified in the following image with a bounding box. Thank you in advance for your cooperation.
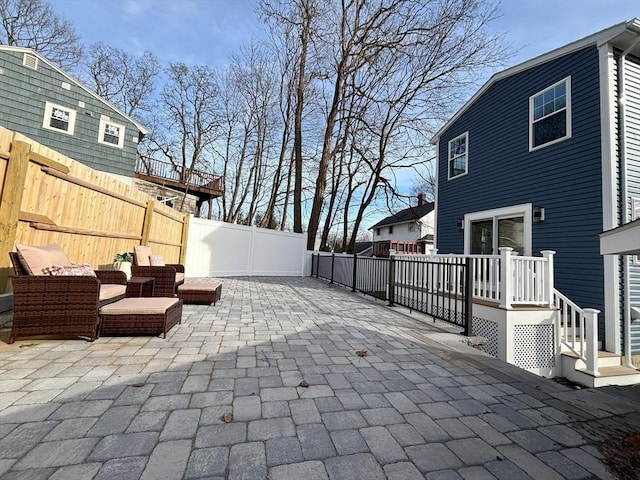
[185,217,309,277]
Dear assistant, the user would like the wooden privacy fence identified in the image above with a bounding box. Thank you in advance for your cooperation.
[0,126,188,294]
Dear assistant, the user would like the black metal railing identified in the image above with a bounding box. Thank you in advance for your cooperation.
[312,253,471,333]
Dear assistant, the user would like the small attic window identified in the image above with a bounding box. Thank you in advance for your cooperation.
[23,53,38,70]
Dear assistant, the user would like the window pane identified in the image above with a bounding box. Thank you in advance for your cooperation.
[498,217,524,255]
[471,220,493,254]
[49,107,69,131]
[103,124,120,145]
[533,111,566,147]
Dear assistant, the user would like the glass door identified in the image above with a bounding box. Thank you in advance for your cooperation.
[470,220,493,254]
[470,216,524,255]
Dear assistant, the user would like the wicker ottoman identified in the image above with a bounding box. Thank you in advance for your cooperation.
[177,282,222,305]
[99,297,182,338]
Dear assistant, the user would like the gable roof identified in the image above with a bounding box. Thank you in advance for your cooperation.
[347,242,373,255]
[369,202,434,229]
[431,18,640,144]
[0,45,147,135]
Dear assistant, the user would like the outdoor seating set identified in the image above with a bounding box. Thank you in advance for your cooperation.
[7,243,222,344]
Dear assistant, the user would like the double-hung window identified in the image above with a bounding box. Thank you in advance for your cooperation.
[530,77,571,150]
[42,101,76,135]
[448,132,468,179]
[98,117,125,148]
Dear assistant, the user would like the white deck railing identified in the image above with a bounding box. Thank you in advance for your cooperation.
[553,289,600,376]
[398,247,556,308]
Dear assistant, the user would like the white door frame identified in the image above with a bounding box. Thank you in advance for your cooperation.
[463,203,533,256]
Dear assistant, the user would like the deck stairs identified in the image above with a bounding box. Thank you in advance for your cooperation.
[561,346,640,387]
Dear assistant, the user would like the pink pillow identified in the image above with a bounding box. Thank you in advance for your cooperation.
[44,263,96,277]
[149,254,165,266]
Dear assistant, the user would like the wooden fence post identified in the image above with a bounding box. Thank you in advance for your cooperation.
[141,200,154,246]
[0,140,31,293]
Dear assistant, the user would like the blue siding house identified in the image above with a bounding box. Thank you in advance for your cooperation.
[432,19,640,357]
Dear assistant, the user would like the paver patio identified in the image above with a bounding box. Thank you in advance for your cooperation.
[0,276,639,479]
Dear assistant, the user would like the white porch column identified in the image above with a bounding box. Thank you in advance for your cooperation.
[541,250,555,307]
[583,308,601,376]
[499,247,514,309]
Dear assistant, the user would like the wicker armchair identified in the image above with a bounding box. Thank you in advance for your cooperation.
[131,245,185,297]
[8,251,127,344]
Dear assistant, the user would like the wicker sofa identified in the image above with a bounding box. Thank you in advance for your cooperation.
[131,245,185,297]
[8,245,127,343]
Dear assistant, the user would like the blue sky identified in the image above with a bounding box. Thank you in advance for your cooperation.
[53,0,639,75]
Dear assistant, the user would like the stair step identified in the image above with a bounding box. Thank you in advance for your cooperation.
[574,365,640,387]
[561,350,621,367]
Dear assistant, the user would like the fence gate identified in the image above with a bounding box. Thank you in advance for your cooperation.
[311,253,471,333]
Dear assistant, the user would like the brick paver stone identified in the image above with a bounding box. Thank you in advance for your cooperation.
[268,461,329,480]
[228,442,267,480]
[0,277,638,480]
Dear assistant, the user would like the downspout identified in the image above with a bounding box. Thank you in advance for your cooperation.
[617,33,640,368]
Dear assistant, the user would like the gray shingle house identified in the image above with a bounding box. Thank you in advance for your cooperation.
[0,45,146,177]
[431,18,640,358]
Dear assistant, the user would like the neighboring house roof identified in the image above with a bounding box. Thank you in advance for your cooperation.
[348,242,373,255]
[430,18,640,143]
[418,234,434,244]
[369,202,434,229]
[0,45,147,135]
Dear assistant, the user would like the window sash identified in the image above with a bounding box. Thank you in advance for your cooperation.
[448,132,468,179]
[530,77,571,150]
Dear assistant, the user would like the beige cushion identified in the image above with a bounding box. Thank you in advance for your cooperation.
[99,284,127,301]
[149,254,165,266]
[178,282,220,292]
[134,245,153,266]
[16,243,72,275]
[100,297,179,315]
[175,272,185,283]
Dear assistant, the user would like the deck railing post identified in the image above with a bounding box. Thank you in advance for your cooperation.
[311,253,315,276]
[388,254,396,306]
[463,257,473,336]
[352,254,357,292]
[330,253,335,284]
[499,247,514,309]
[541,250,556,307]
[315,253,319,278]
[583,308,600,376]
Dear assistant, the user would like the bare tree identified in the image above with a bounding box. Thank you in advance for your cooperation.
[0,0,82,70]
[145,63,220,212]
[84,43,161,119]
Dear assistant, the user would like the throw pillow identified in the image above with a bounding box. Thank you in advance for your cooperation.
[149,254,165,266]
[45,263,96,277]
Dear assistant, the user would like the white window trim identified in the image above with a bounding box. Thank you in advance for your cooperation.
[463,203,533,256]
[42,101,76,135]
[98,117,125,149]
[447,131,468,180]
[529,76,572,151]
